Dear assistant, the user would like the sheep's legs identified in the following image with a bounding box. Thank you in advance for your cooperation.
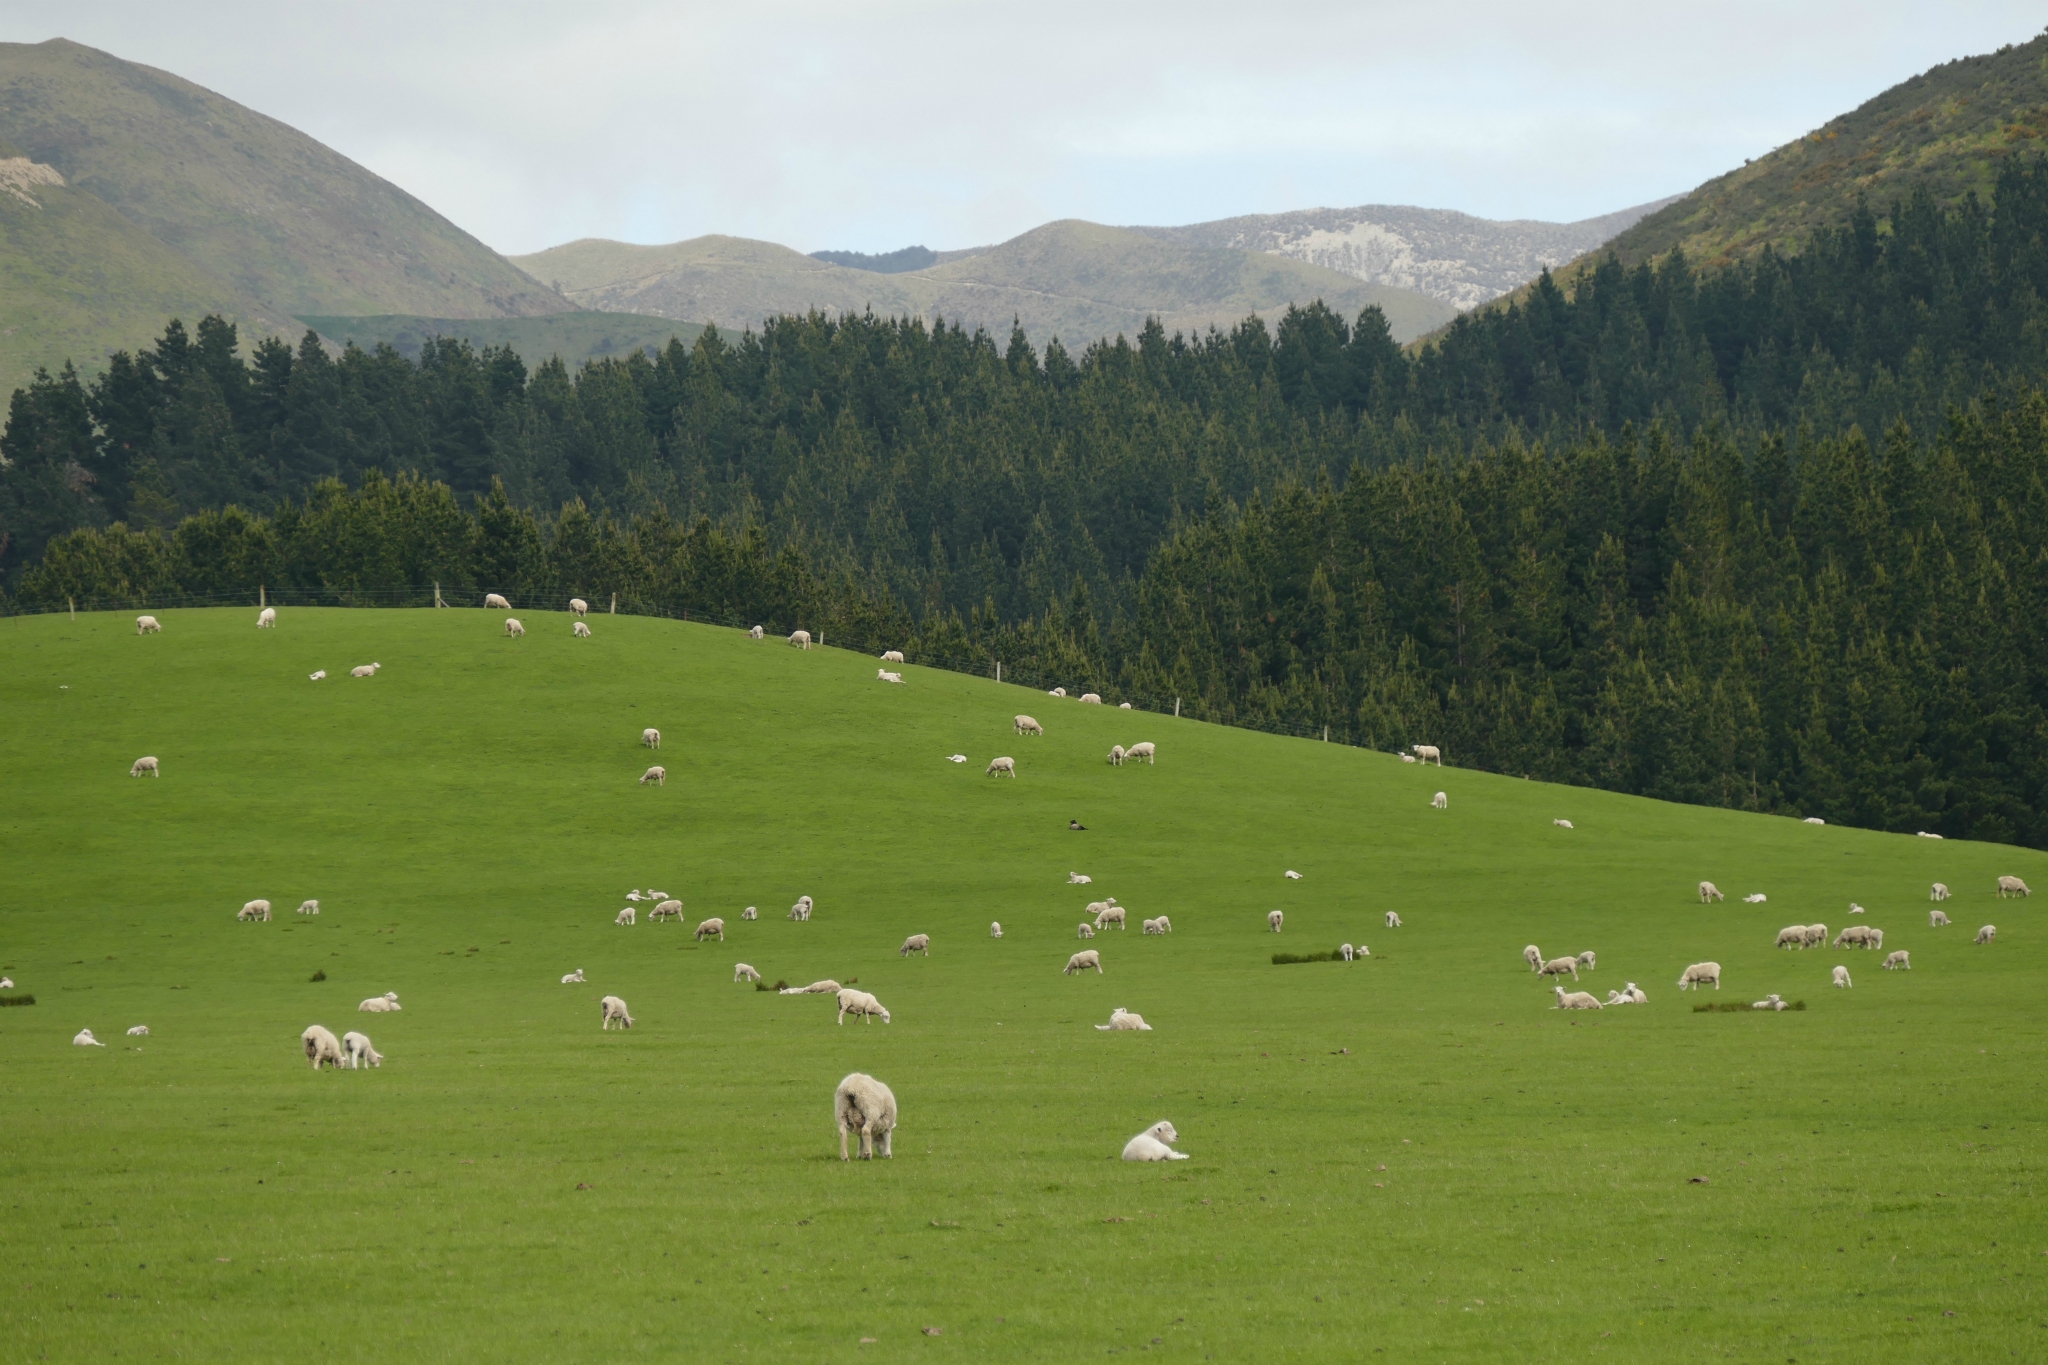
[876,1127,891,1159]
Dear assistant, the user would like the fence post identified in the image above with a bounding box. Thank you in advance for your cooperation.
[259,584,266,609]
[996,661,1001,683]
[434,581,445,609]
[610,593,617,615]
[1174,697,1181,718]
[68,596,75,621]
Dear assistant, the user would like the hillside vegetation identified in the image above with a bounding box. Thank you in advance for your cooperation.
[297,311,711,366]
[0,606,2039,1359]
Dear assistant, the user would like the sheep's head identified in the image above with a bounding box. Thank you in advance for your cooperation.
[1150,1121,1179,1143]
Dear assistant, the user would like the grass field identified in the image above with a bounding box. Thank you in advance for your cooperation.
[1,607,2042,1363]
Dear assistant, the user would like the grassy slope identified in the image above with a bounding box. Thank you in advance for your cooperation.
[0,608,2040,1362]
[516,220,1455,345]
[296,312,713,367]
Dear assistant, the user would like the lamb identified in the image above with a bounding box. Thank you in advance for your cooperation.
[987,756,1016,777]
[1605,983,1648,1005]
[561,969,585,984]
[359,992,401,1012]
[1849,902,1866,915]
[1538,956,1581,982]
[1975,924,1997,945]
[836,988,891,1025]
[0,978,12,988]
[643,727,661,749]
[1882,950,1911,971]
[1576,951,1596,971]
[342,1031,383,1069]
[1385,911,1402,928]
[1068,872,1091,884]
[1804,816,1825,824]
[741,906,758,921]
[1076,922,1095,939]
[484,593,511,610]
[1108,744,1126,766]
[650,899,684,922]
[1095,1008,1152,1031]
[877,669,904,684]
[1267,909,1284,933]
[74,1028,105,1046]
[1412,744,1441,765]
[600,995,634,1029]
[1743,893,1768,904]
[1064,949,1103,974]
[302,1024,344,1069]
[1048,687,1066,697]
[1832,964,1852,988]
[257,606,277,628]
[136,615,162,634]
[1080,692,1103,704]
[1676,961,1722,991]
[789,895,814,921]
[1699,881,1725,903]
[734,963,761,983]
[616,907,636,926]
[789,630,812,649]
[1523,944,1542,972]
[1339,943,1356,962]
[127,1024,150,1036]
[1552,985,1602,1010]
[1553,818,1574,829]
[694,918,726,942]
[1997,875,2030,898]
[640,766,666,786]
[1775,925,1807,949]
[1930,882,1950,901]
[309,670,326,680]
[1125,741,1156,764]
[350,663,381,677]
[130,756,159,777]
[296,900,320,916]
[504,617,525,637]
[900,933,931,957]
[990,921,1003,938]
[1918,831,1944,839]
[749,625,764,640]
[1401,753,1417,763]
[1093,906,1127,931]
[573,621,591,638]
[1119,702,1133,709]
[1751,994,1788,1011]
[835,1072,897,1160]
[1121,1120,1190,1161]
[1929,909,1951,928]
[238,899,272,922]
[779,980,841,995]
[1014,715,1044,736]
[1432,791,1448,809]
[1285,869,1303,880]
[880,650,905,663]
[1142,916,1172,934]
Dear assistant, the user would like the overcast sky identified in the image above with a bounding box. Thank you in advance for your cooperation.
[2,2,2041,257]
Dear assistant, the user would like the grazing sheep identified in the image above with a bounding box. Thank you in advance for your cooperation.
[1883,950,1911,971]
[1699,881,1725,903]
[350,663,381,677]
[880,650,905,663]
[877,669,904,684]
[734,963,761,983]
[1832,964,1852,988]
[130,756,159,777]
[650,899,684,923]
[309,670,326,680]
[1552,985,1602,1010]
[600,995,634,1029]
[640,766,666,786]
[1119,701,1134,709]
[1076,922,1095,939]
[1122,1120,1189,1161]
[1432,791,1448,809]
[573,621,591,638]
[836,988,891,1025]
[1804,816,1825,824]
[1976,924,1997,945]
[1997,876,2030,898]
[1538,956,1581,982]
[1386,911,1402,928]
[1929,909,1951,928]
[1802,923,1829,948]
[900,933,931,957]
[616,907,636,926]
[1576,951,1597,971]
[694,918,726,942]
[1142,916,1172,934]
[1049,687,1067,697]
[990,921,1003,938]
[1340,943,1356,962]
[1751,994,1788,1011]
[789,630,812,649]
[1094,906,1127,932]
[987,756,1016,777]
[1285,869,1303,880]
[1080,692,1103,704]
[561,969,584,984]
[1832,925,1881,949]
[1015,715,1044,736]
[1125,741,1156,764]
[504,617,525,637]
[238,899,272,922]
[1412,744,1441,765]
[359,992,401,1013]
[1268,909,1285,933]
[748,624,765,640]
[1930,882,1950,901]
[1108,744,1126,766]
[73,1028,105,1047]
[1743,893,1768,904]
[257,606,277,628]
[1553,818,1574,829]
[135,615,162,634]
[642,727,661,749]
[1775,925,1807,949]
[741,905,758,921]
[1096,1008,1152,1031]
[342,1031,383,1069]
[1606,982,1648,1005]
[1676,961,1722,991]
[296,900,320,916]
[484,593,511,610]
[302,1025,344,1069]
[790,895,814,921]
[780,980,841,995]
[1523,944,1542,972]
[128,1024,150,1036]
[835,1072,897,1160]
[568,597,589,616]
[1065,949,1104,975]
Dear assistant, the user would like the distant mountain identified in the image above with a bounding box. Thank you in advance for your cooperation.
[297,311,712,365]
[1127,198,1682,311]
[809,245,938,273]
[516,220,1457,346]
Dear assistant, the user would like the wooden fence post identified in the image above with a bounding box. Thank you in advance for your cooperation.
[68,596,75,621]
[259,584,266,609]
[610,593,617,614]
[1174,697,1181,718]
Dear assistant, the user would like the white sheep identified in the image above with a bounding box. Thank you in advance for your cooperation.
[342,1030,383,1068]
[1743,893,1768,904]
[780,980,841,995]
[296,899,320,916]
[616,907,636,926]
[561,969,584,984]
[749,625,764,640]
[302,1024,344,1069]
[642,727,661,749]
[1804,816,1825,824]
[880,650,905,663]
[1832,925,1882,949]
[835,1072,897,1160]
[1400,753,1417,763]
[130,756,159,777]
[573,621,591,638]
[600,995,634,1029]
[1832,964,1852,988]
[359,992,401,1013]
[73,1028,105,1047]
[1976,924,1997,945]
[2,977,16,988]
[640,765,666,786]
[1339,943,1356,962]
[741,905,758,921]
[238,899,272,922]
[1412,744,1441,765]
[1997,876,2030,898]
[1929,909,1950,928]
[1076,922,1095,939]
[650,899,684,922]
[1775,925,1807,949]
[484,593,511,610]
[1048,687,1066,697]
[1676,961,1722,991]
[1064,949,1103,975]
[1883,950,1911,971]
[1698,881,1724,903]
[1108,744,1126,766]
[136,615,162,634]
[1095,1008,1152,1031]
[1538,956,1581,982]
[877,669,903,684]
[1122,1120,1189,1161]
[1849,902,1866,915]
[1285,869,1303,880]
[1751,994,1787,1011]
[1119,702,1133,709]
[948,753,967,762]
[1094,906,1127,931]
[789,630,812,649]
[1930,882,1950,901]
[1576,951,1596,971]
[836,988,891,1025]
[1432,791,1448,809]
[350,662,381,677]
[694,917,726,942]
[257,606,277,628]
[990,921,1003,938]
[1015,715,1044,736]
[1386,911,1402,928]
[1068,872,1092,884]
[1802,923,1829,948]
[309,670,326,680]
[1918,831,1944,839]
[1142,916,1172,934]
[1553,819,1573,829]
[1080,692,1103,704]
[1605,983,1647,1005]
[734,963,761,983]
[900,933,931,957]
[1267,909,1284,933]
[987,756,1016,777]
[570,598,589,616]
[1125,741,1156,764]
[790,895,814,921]
[502,617,524,637]
[1523,944,1542,972]
[128,1024,150,1036]
[1552,985,1602,1010]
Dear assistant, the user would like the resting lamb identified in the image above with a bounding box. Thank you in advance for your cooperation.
[1095,1008,1152,1031]
[1121,1120,1189,1161]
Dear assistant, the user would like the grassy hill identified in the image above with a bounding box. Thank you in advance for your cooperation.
[517,219,1456,345]
[297,311,713,367]
[1,606,2039,1359]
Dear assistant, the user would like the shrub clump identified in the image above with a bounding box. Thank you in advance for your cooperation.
[0,993,36,1007]
[1273,948,1347,965]
[309,969,327,982]
[1693,1000,1806,1013]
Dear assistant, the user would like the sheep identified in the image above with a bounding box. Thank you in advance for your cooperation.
[1552,985,1602,1010]
[600,995,634,1029]
[130,756,160,777]
[504,617,525,638]
[1883,950,1911,971]
[1775,925,1807,949]
[1386,911,1402,928]
[74,1028,105,1046]
[640,766,666,786]
[1080,692,1103,704]
[1538,956,1581,982]
[1576,951,1597,971]
[1015,715,1044,736]
[1975,924,1997,945]
[1699,881,1724,903]
[122,1024,150,1038]
[643,727,661,749]
[302,1024,344,1069]
[1930,882,1950,901]
[1432,791,1448,809]
[573,621,591,638]
[1605,983,1648,1005]
[1142,916,1172,934]
[880,650,905,663]
[238,899,272,922]
[309,670,326,680]
[296,899,320,916]
[359,992,401,1012]
[1048,687,1066,697]
[1076,922,1095,939]
[1268,909,1285,933]
[836,988,891,1025]
[1119,702,1133,709]
[987,756,1016,777]
[569,597,589,616]
[1125,741,1156,764]
[1751,994,1787,1011]
[650,899,684,922]
[1065,949,1103,975]
[342,1031,383,1069]
[1339,943,1356,962]
[877,669,904,684]
[561,969,585,984]
[790,895,814,921]
[1804,816,1825,824]
[1997,876,2031,898]
[986,921,1002,939]
[257,606,277,628]
[1108,744,1126,766]
[0,978,11,988]
[741,905,758,921]
[1849,902,1866,915]
[1122,1120,1189,1161]
[1832,925,1881,949]
[789,630,812,649]
[1743,893,1768,904]
[1095,1008,1152,1031]
[1676,961,1722,991]
[1083,898,1117,918]
[1068,872,1092,884]
[136,615,162,634]
[734,963,761,983]
[1400,753,1417,763]
[350,663,381,677]
[1285,869,1303,880]
[1553,818,1574,829]
[694,917,726,942]
[1918,831,1944,839]
[484,593,511,610]
[835,1072,897,1160]
[1094,906,1127,932]
[1802,923,1829,948]
[1523,944,1542,972]
[749,625,764,640]
[1929,909,1951,928]
[780,980,841,995]
[1832,964,1852,988]
[1412,744,1441,765]
[900,933,931,957]
[616,907,636,926]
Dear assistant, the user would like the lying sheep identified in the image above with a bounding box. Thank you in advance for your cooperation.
[1804,816,1825,825]
[484,593,511,610]
[1432,791,1448,809]
[640,766,666,786]
[1142,916,1172,934]
[1676,961,1722,991]
[0,978,11,989]
[1523,944,1542,972]
[1699,881,1724,903]
[1412,744,1441,766]
[694,918,726,942]
[297,900,320,916]
[1076,922,1095,939]
[1930,882,1950,902]
[302,1025,344,1069]
[1120,702,1133,709]
[561,969,584,984]
[1386,911,1402,928]
[1068,872,1092,884]
[1108,744,1126,766]
[836,988,891,1025]
[1125,741,1156,764]
[1832,965,1852,988]
[880,650,905,663]
[1064,949,1103,975]
[1997,876,2030,898]
[741,905,758,921]
[1267,909,1285,933]
[616,907,636,926]
[1015,715,1044,736]
[1400,753,1417,763]
[643,727,661,749]
[650,899,684,922]
[600,996,634,1029]
[342,1031,383,1069]
[734,963,761,983]
[987,756,1016,777]
[1122,1120,1189,1161]
[789,630,812,649]
[504,618,525,637]
[1553,819,1573,829]
[835,1072,897,1160]
[359,992,401,1013]
[1096,1007,1152,1030]
[570,598,589,616]
[127,1024,150,1036]
[1538,956,1581,982]
[780,980,841,995]
[1080,692,1103,704]
[877,669,903,684]
[573,621,591,638]
[1552,985,1602,1010]
[1849,902,1865,915]
[136,615,162,635]
[238,899,272,922]
[790,895,814,921]
[1605,983,1648,1005]
[1576,951,1596,971]
[1751,994,1787,1011]
[1743,893,1768,904]
[257,606,277,628]
[1883,950,1911,971]
[990,921,1003,938]
[131,756,160,777]
[1776,925,1807,949]
[1285,869,1303,880]
[1048,687,1066,697]
[350,663,381,677]
[900,933,931,957]
[74,1028,105,1046]
[309,670,326,680]
[1919,831,1944,839]
[1976,924,1997,945]
[1930,909,1951,928]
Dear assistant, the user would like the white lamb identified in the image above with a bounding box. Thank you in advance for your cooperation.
[1930,882,1950,901]
[2,978,15,988]
[880,650,905,663]
[1048,687,1066,697]
[836,988,891,1025]
[484,593,511,610]
[1068,872,1092,884]
[877,669,903,684]
[350,663,380,677]
[1125,741,1156,764]
[1804,816,1825,824]
[1121,1120,1189,1161]
[570,598,589,616]
[131,756,159,777]
[1120,702,1133,709]
[734,963,761,983]
[1576,950,1596,970]
[1751,994,1787,1011]
[990,921,1003,938]
[1606,983,1648,1005]
[1142,916,1172,934]
[1677,961,1722,991]
[1883,950,1911,971]
[1268,909,1284,933]
[642,727,661,749]
[342,1031,383,1068]
[1095,1008,1152,1031]
[1918,831,1944,839]
[749,625,764,640]
[694,917,726,942]
[238,899,272,922]
[1744,893,1768,904]
[1975,924,1996,945]
[640,766,666,786]
[1554,819,1573,829]
[561,969,584,984]
[128,1024,150,1036]
[1015,715,1044,736]
[1432,791,1448,809]
[616,907,636,926]
[359,992,401,1013]
[780,980,841,995]
[1699,881,1725,903]
[1552,985,1602,1010]
[1832,964,1852,988]
[741,906,758,921]
[302,1024,344,1069]
[1064,949,1103,975]
[1412,744,1441,765]
[600,995,634,1029]
[1401,753,1417,763]
[135,615,162,634]
[504,617,525,637]
[790,895,814,921]
[1997,876,2030,898]
[1929,909,1950,928]
[296,899,320,916]
[1849,902,1866,915]
[835,1072,897,1160]
[74,1028,105,1046]
[1523,944,1543,972]
[309,670,326,680]
[789,630,812,649]
[1108,744,1127,766]
[1080,692,1102,704]
[257,606,277,628]
[1538,956,1580,982]
[900,933,931,957]
[987,756,1016,777]
[1076,922,1095,939]
[1285,869,1303,880]
[1339,943,1356,962]
[573,621,591,638]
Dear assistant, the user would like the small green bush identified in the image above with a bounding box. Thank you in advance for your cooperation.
[309,969,327,982]
[0,993,36,1007]
[1273,948,1347,965]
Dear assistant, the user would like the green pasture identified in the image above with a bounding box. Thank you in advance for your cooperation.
[0,607,2041,1362]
